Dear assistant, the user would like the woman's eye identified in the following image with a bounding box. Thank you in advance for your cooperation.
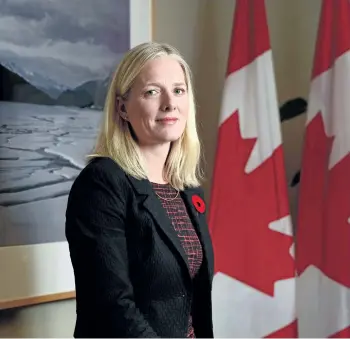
[174,88,185,95]
[145,89,157,96]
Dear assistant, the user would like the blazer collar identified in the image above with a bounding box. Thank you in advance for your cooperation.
[126,175,209,279]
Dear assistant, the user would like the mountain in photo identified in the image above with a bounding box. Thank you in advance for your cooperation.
[0,63,110,109]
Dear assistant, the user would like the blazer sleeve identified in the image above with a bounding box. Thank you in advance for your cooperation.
[65,163,158,338]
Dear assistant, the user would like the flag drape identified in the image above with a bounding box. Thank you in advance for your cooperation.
[296,0,350,337]
[209,0,297,337]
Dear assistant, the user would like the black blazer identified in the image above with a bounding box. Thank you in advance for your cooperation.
[65,157,214,338]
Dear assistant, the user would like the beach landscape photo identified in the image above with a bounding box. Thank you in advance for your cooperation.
[0,0,130,247]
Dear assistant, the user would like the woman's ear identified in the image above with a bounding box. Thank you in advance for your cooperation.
[116,96,128,121]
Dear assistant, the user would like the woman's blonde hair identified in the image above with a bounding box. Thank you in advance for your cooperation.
[89,41,204,190]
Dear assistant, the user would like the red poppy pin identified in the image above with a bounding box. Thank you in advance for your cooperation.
[192,195,206,214]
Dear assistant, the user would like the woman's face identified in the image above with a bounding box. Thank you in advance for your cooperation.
[121,56,189,147]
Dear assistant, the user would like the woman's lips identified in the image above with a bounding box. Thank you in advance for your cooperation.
[156,117,178,124]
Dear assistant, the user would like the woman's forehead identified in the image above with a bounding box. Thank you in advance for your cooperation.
[136,56,186,85]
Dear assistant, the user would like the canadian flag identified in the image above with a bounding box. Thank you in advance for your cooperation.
[208,0,297,337]
[296,0,350,337]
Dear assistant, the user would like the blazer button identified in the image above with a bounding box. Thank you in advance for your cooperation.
[181,293,185,297]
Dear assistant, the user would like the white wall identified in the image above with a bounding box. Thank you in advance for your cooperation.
[0,0,322,337]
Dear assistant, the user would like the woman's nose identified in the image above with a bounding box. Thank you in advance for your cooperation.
[162,103,176,112]
[161,93,176,112]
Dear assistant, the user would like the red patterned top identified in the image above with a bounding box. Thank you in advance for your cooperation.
[152,183,203,338]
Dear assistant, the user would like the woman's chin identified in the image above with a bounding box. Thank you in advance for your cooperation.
[154,128,184,143]
[153,136,181,145]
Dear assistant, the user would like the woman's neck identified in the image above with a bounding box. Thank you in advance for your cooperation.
[139,142,171,184]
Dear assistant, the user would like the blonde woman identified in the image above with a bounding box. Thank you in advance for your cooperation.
[65,42,214,338]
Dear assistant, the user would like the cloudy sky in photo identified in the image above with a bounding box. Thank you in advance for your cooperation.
[0,0,130,92]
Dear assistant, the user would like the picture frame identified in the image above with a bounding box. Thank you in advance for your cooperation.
[0,0,153,310]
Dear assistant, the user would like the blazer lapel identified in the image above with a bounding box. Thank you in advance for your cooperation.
[126,175,191,276]
[181,188,214,279]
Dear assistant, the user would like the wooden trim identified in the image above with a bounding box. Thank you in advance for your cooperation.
[0,291,76,310]
[151,0,155,40]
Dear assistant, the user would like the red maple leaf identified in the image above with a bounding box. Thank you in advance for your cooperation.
[296,112,350,288]
[265,320,298,338]
[330,326,350,338]
[209,111,295,296]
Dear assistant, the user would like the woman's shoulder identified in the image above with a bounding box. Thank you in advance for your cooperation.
[85,156,125,174]
[66,157,131,227]
[72,156,129,191]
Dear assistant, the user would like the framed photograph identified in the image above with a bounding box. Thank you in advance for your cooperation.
[0,0,153,309]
